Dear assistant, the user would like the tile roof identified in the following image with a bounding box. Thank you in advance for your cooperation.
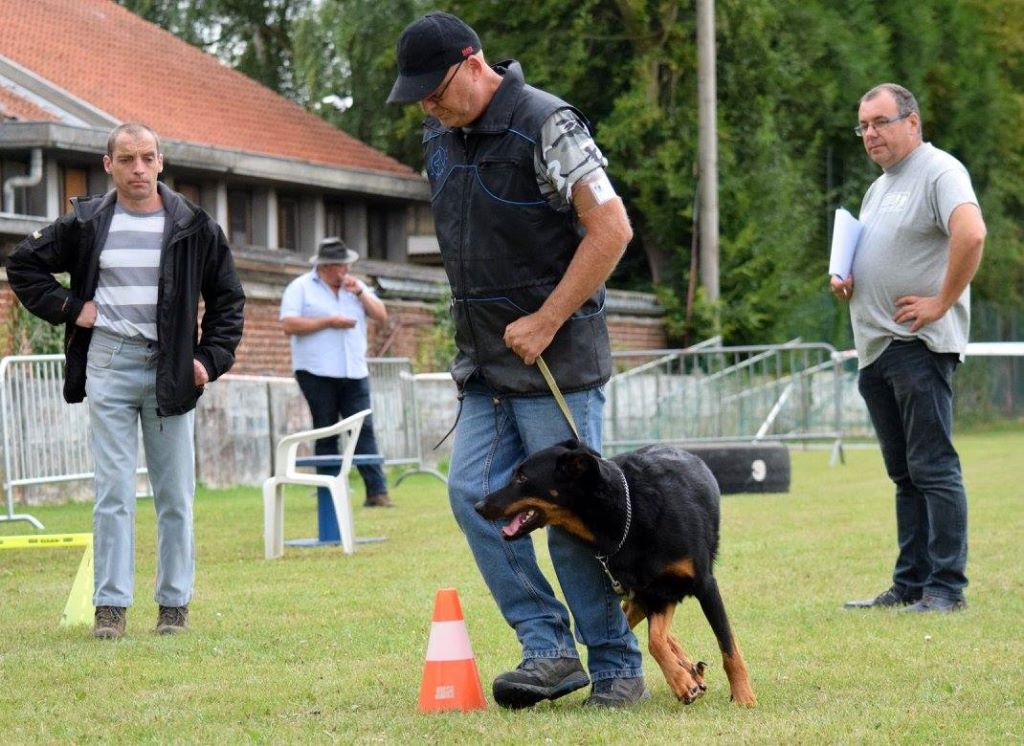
[0,85,58,122]
[0,0,418,179]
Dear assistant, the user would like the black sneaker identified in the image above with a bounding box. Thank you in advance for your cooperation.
[492,657,590,709]
[94,606,126,639]
[901,595,966,614]
[156,605,189,634]
[583,676,651,708]
[844,585,920,609]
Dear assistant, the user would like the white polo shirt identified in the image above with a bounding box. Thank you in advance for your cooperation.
[280,269,372,379]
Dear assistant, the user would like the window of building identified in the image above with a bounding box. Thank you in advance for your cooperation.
[228,189,252,246]
[406,204,434,235]
[277,195,299,251]
[61,167,89,214]
[324,199,345,241]
[176,182,201,206]
[367,206,388,261]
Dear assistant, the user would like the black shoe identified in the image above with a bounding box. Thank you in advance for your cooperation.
[94,606,126,639]
[844,585,920,609]
[583,676,651,708]
[156,605,189,634]
[901,595,966,614]
[492,657,590,709]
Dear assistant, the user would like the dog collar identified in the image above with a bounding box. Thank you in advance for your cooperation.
[597,464,632,562]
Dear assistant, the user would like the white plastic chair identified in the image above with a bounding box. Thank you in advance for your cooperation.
[263,409,370,559]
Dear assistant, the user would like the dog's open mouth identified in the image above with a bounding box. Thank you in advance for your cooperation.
[502,508,545,539]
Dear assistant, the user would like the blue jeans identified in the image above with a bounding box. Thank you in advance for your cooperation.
[448,377,642,682]
[295,371,388,496]
[858,340,968,601]
[85,329,196,608]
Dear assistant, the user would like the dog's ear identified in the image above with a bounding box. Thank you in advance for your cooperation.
[555,447,599,483]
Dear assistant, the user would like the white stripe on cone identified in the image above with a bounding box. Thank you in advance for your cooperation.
[425,620,474,661]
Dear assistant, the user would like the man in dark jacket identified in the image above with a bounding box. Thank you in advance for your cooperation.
[388,13,645,708]
[6,123,245,639]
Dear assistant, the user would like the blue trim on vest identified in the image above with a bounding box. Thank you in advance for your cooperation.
[419,61,613,395]
[455,292,606,320]
[430,164,547,207]
[506,128,536,144]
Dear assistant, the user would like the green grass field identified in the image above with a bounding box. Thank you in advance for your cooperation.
[1,430,1021,744]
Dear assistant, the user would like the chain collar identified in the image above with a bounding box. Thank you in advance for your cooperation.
[595,463,632,595]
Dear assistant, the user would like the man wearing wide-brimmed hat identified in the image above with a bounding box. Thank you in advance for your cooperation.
[280,237,392,507]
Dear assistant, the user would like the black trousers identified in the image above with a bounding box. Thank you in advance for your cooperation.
[294,370,387,495]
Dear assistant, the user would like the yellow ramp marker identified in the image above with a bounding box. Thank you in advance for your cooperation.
[0,533,94,626]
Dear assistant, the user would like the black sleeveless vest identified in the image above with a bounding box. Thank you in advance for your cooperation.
[423,61,611,395]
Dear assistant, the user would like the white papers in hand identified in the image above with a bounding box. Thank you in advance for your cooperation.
[828,208,863,280]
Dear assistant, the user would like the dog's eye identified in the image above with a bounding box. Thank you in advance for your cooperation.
[514,472,528,485]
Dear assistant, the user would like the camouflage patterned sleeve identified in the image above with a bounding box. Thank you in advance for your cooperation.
[534,108,613,212]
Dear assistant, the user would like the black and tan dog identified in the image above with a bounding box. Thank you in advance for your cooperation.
[475,439,756,706]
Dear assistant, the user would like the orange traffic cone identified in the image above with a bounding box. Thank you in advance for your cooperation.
[418,588,486,713]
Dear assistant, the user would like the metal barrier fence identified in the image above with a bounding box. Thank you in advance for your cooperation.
[605,342,854,460]
[4,343,1019,523]
[0,354,149,529]
[606,340,1024,460]
[0,355,442,527]
[365,358,447,485]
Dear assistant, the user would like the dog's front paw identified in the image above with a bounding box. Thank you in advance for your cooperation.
[694,660,708,689]
[672,664,707,705]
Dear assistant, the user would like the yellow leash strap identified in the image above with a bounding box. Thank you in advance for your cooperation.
[536,355,581,441]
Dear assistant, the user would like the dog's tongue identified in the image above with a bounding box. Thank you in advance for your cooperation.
[503,512,529,537]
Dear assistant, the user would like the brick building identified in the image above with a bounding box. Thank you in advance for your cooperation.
[0,0,665,376]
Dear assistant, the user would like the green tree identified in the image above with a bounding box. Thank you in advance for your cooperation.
[411,0,1012,345]
[291,0,428,167]
[120,0,1024,347]
[119,0,307,96]
[2,298,64,356]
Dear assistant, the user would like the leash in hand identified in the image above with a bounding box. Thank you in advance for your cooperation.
[536,355,581,442]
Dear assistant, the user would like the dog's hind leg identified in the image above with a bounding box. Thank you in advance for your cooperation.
[648,604,706,704]
[696,577,757,707]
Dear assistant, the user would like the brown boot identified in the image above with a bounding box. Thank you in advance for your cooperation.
[94,606,126,639]
[156,605,189,634]
[364,493,395,508]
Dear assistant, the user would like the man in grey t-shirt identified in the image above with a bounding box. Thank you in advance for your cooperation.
[832,83,986,613]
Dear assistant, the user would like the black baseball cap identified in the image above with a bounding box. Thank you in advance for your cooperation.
[387,12,481,104]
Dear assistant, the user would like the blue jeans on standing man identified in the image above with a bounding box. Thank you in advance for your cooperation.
[294,370,388,496]
[447,376,643,682]
[85,329,196,608]
[857,339,968,602]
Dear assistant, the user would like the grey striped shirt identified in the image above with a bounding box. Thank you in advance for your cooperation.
[94,204,164,341]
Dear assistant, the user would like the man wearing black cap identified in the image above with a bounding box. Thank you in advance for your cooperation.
[280,237,392,507]
[389,12,645,708]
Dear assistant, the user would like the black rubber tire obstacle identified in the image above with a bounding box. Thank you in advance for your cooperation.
[681,442,791,494]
